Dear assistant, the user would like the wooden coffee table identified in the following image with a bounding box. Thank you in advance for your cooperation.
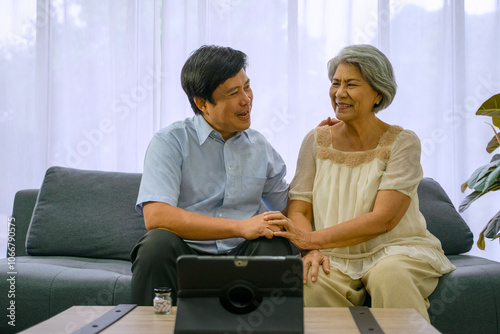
[20,306,439,333]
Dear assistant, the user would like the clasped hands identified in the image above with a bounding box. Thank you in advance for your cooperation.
[242,211,309,246]
[264,211,331,284]
[263,211,310,250]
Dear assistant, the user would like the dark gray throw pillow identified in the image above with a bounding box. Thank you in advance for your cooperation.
[417,177,473,255]
[26,166,147,261]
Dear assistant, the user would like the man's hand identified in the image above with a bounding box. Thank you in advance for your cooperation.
[266,211,312,250]
[318,117,341,127]
[239,213,276,240]
[301,250,330,284]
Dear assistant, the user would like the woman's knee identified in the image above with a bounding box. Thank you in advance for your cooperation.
[304,268,364,307]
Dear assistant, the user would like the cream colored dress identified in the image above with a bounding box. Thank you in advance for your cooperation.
[289,125,456,279]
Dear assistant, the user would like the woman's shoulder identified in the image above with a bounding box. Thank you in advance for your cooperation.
[314,125,332,147]
[315,123,349,147]
[379,125,421,146]
[395,127,421,144]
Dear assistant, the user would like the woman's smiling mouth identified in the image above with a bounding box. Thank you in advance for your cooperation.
[336,102,352,110]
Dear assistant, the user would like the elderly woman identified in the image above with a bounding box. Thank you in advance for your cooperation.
[267,44,455,322]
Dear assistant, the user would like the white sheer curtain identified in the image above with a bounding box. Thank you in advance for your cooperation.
[1,0,499,260]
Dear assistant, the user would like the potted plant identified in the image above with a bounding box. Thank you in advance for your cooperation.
[460,93,500,250]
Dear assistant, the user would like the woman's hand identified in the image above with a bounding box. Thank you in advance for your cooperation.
[318,116,341,127]
[301,250,330,284]
[264,211,312,250]
[240,213,276,240]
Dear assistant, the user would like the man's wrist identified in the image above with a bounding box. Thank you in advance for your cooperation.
[229,218,245,239]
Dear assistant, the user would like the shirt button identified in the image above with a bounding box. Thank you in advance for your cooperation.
[226,192,230,196]
[218,214,222,217]
[228,167,231,171]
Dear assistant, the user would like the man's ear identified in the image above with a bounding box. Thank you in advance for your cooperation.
[194,97,207,114]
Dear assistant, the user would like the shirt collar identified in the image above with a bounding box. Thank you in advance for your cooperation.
[193,114,252,144]
[193,114,215,145]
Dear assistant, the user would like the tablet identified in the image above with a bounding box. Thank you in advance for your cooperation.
[174,255,304,334]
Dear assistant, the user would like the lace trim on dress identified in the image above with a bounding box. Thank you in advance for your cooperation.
[316,125,404,167]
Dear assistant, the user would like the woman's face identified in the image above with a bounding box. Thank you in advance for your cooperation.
[329,63,381,122]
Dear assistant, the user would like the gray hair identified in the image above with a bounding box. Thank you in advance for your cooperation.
[327,44,397,113]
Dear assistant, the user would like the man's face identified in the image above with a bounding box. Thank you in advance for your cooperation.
[197,68,253,140]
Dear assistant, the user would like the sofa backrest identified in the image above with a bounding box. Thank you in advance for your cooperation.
[26,166,147,261]
[417,177,474,255]
[21,167,473,260]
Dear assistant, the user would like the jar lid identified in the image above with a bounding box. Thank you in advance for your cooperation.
[154,287,172,294]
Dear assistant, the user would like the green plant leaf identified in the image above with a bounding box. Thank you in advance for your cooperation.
[483,164,500,190]
[493,117,500,128]
[465,159,500,191]
[459,190,482,212]
[487,135,500,153]
[476,94,500,117]
[461,181,468,193]
[459,180,500,212]
[484,210,500,240]
[465,165,488,190]
[477,227,486,250]
[484,123,500,153]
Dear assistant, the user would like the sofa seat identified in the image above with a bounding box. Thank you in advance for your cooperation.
[14,256,132,274]
[428,254,500,333]
[0,256,132,332]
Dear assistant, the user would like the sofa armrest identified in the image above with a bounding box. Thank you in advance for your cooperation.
[9,189,39,257]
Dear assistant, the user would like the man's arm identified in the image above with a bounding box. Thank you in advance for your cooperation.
[143,202,275,240]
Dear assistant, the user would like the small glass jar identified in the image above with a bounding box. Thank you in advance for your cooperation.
[153,287,172,314]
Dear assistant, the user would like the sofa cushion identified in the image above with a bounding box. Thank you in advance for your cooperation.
[26,166,147,261]
[417,177,473,255]
[0,256,132,333]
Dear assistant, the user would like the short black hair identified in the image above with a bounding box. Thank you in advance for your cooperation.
[181,45,248,115]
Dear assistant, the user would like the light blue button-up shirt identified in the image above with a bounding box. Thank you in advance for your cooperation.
[136,114,288,254]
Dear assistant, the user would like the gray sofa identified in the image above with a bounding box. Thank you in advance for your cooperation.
[1,166,499,333]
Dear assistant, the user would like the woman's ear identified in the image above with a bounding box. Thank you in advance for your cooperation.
[194,97,207,114]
